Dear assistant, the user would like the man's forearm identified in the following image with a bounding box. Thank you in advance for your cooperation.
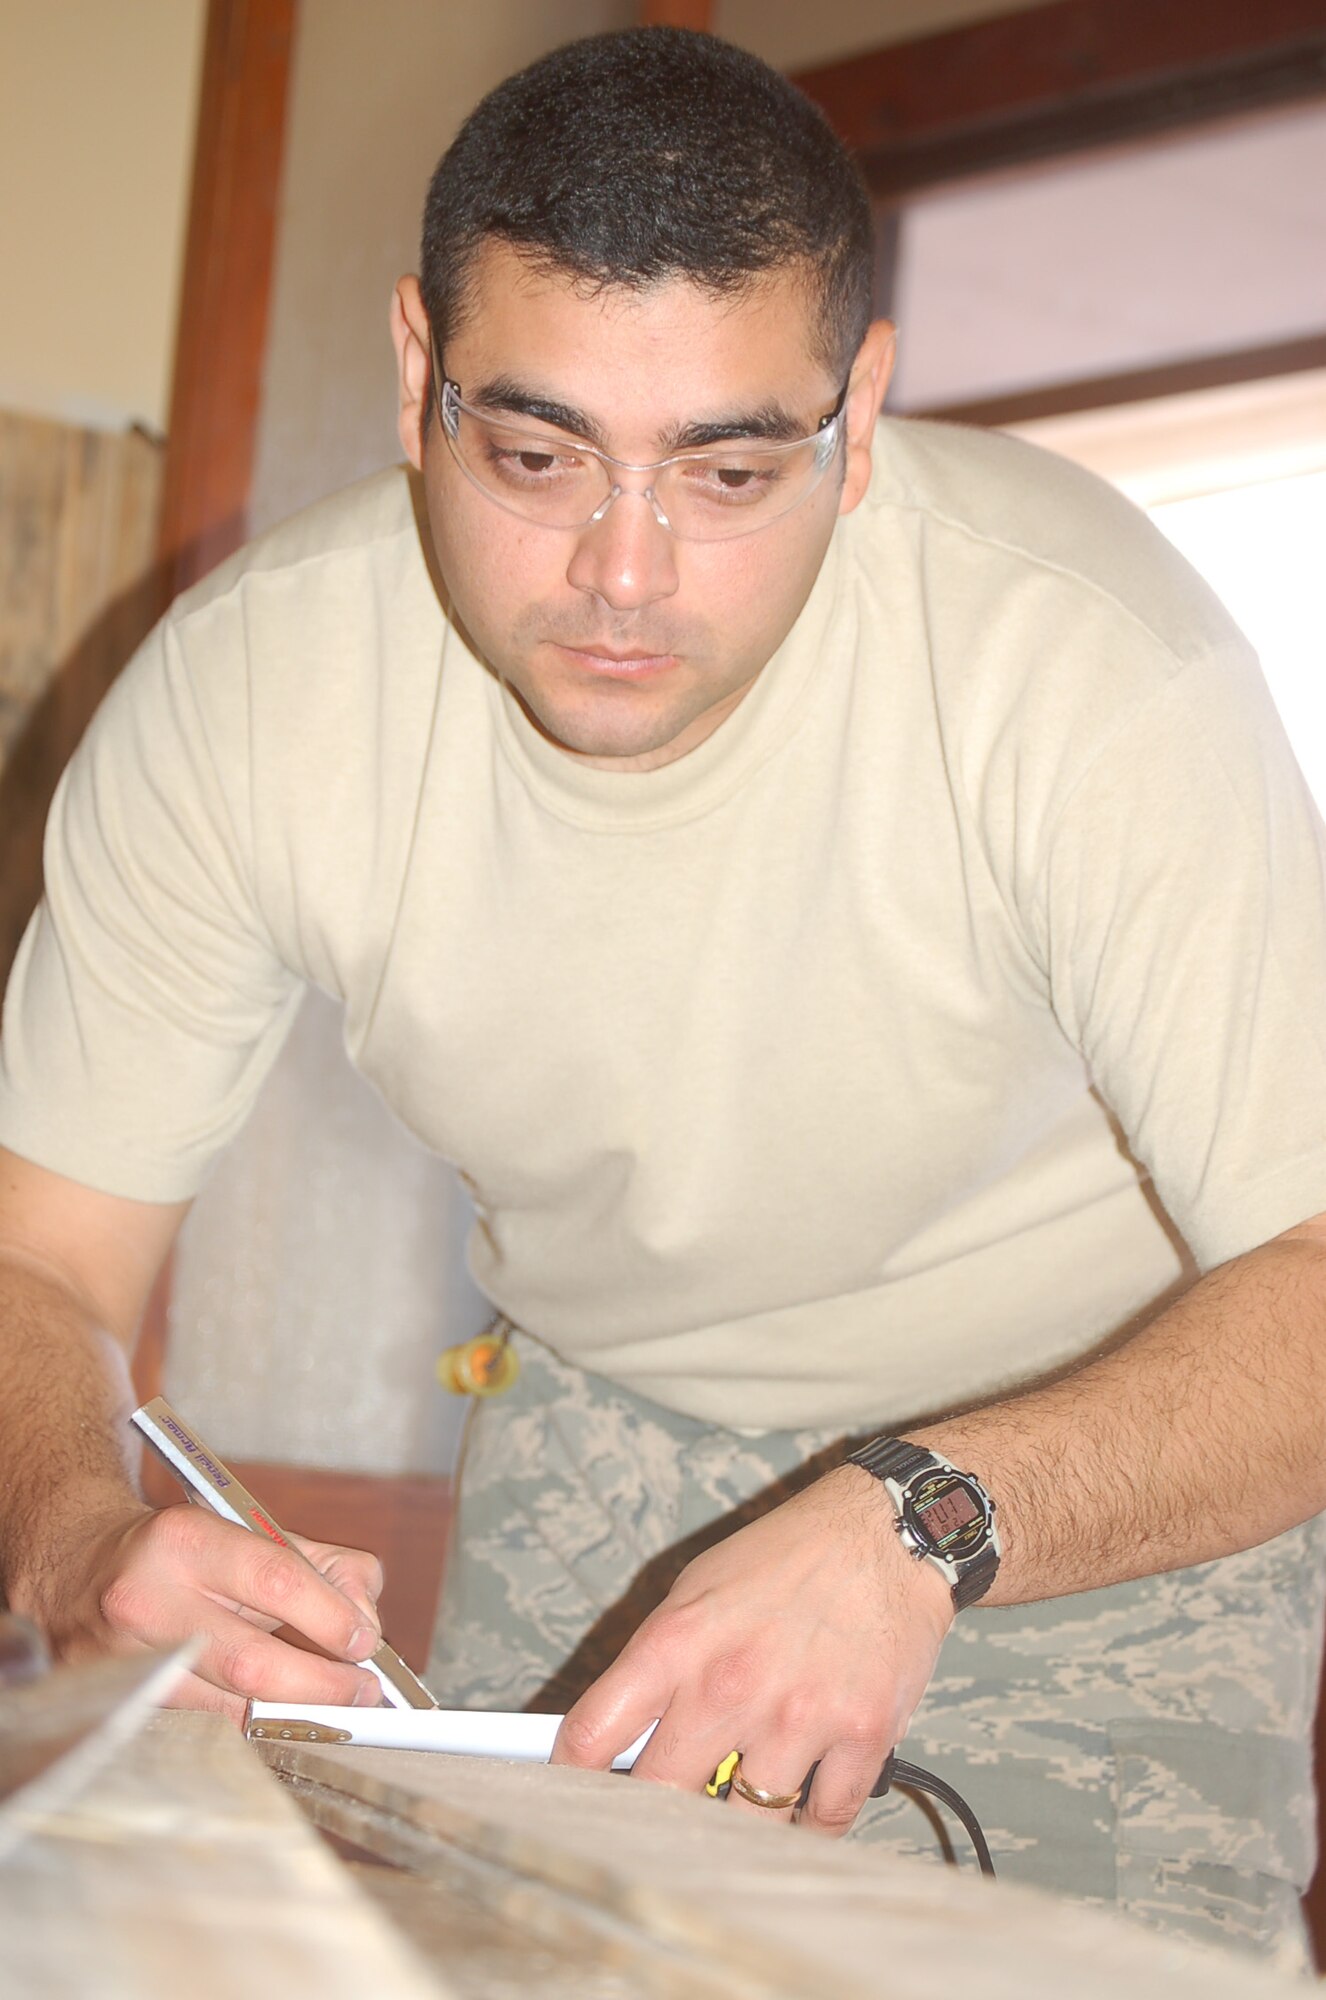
[911,1221,1326,1605]
[0,1250,144,1619]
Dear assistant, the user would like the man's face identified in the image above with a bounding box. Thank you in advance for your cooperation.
[394,242,891,772]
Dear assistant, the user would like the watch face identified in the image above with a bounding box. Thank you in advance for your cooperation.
[903,1472,992,1560]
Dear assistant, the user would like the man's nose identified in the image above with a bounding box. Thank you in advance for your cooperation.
[565,488,680,611]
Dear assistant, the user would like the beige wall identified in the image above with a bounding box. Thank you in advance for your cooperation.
[249,0,636,532]
[0,0,206,433]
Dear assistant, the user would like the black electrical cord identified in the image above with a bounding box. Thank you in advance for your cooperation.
[775,1751,996,1878]
[876,1753,997,1879]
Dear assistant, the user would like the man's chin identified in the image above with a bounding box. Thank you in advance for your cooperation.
[505,677,695,768]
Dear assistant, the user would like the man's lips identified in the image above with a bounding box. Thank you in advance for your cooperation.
[552,642,677,679]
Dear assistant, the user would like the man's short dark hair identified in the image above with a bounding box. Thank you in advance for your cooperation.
[419,27,874,382]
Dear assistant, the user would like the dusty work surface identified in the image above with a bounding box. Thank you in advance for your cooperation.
[256,1734,1317,2000]
[0,1711,448,2000]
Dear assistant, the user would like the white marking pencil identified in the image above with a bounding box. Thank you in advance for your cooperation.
[130,1396,437,1710]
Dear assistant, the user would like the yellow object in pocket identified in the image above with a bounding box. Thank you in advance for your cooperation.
[437,1330,520,1397]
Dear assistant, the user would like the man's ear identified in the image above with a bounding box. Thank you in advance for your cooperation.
[838,319,897,517]
[391,275,431,471]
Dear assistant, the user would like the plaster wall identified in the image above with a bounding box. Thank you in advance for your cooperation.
[0,0,206,432]
[248,0,638,533]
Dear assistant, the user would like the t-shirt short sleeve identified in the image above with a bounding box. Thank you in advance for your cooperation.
[0,612,304,1201]
[1035,634,1326,1270]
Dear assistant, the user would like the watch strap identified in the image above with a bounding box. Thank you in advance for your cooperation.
[849,1436,934,1486]
[949,1538,999,1611]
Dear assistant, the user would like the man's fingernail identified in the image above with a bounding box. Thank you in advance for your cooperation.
[348,1624,377,1660]
[353,1674,382,1707]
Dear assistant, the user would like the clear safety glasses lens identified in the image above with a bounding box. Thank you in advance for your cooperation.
[438,382,844,542]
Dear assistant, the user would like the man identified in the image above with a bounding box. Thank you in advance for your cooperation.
[3,27,1326,1968]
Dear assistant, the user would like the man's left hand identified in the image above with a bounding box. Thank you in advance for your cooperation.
[549,1463,954,1833]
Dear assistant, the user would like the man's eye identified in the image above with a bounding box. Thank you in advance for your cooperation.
[485,441,580,481]
[681,458,783,502]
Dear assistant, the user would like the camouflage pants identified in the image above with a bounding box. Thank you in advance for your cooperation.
[427,1326,1326,1975]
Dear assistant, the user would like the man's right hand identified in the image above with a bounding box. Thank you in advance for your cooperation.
[0,1148,390,1720]
[34,1498,387,1720]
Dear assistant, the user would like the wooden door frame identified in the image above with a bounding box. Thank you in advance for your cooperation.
[157,0,296,604]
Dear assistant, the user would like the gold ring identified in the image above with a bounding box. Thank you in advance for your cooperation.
[728,1758,802,1811]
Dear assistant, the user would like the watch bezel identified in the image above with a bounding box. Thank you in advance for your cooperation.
[898,1469,995,1564]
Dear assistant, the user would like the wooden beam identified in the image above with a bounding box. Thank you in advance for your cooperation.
[157,0,296,597]
[0,414,165,988]
[638,0,714,29]
[913,330,1326,428]
[792,0,1326,197]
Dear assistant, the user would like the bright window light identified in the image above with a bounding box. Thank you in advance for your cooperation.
[1011,375,1326,812]
[1149,472,1326,809]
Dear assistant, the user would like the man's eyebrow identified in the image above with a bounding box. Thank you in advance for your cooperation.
[464,377,809,456]
[465,376,609,449]
[658,404,806,452]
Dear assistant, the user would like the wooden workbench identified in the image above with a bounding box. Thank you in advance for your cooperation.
[0,1711,1314,1999]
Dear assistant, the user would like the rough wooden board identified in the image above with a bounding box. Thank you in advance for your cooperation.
[257,1740,1314,2000]
[0,1712,450,2000]
[280,1781,756,2000]
[0,1649,192,1860]
[0,405,164,982]
[339,1855,683,2000]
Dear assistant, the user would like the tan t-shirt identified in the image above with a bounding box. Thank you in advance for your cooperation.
[4,423,1326,1430]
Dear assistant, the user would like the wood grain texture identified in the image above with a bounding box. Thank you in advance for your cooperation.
[337,1853,668,2000]
[0,407,165,985]
[258,1738,1314,2000]
[0,1712,450,1999]
[0,1653,172,1827]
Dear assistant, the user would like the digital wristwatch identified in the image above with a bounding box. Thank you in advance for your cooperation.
[847,1436,1001,1611]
